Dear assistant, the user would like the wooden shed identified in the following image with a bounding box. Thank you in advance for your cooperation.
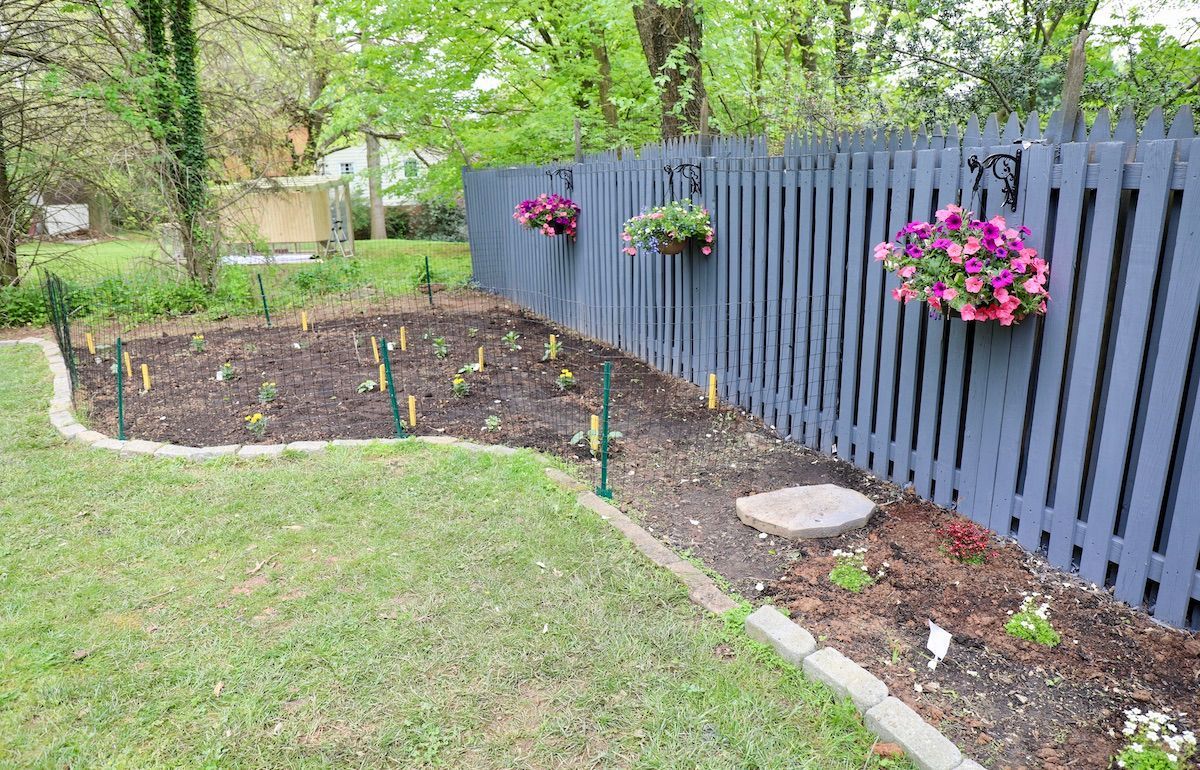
[218,175,354,260]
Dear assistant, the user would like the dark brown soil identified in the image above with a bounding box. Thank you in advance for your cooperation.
[770,498,1200,769]
[70,293,1200,769]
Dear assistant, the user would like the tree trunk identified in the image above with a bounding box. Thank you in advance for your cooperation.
[632,0,707,139]
[590,28,619,136]
[1057,26,1088,140]
[832,0,854,86]
[365,130,386,240]
[0,116,18,286]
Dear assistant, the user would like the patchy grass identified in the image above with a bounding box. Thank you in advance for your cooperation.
[0,345,909,768]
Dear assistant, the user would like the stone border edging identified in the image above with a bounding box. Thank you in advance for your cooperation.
[4,336,983,769]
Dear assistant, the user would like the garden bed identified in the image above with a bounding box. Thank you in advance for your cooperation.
[72,292,1199,768]
[770,499,1200,769]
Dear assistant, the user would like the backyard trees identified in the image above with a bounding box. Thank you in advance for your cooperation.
[632,0,709,138]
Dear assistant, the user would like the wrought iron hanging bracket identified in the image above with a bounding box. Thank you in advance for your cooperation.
[663,163,702,197]
[967,148,1022,212]
[545,167,574,195]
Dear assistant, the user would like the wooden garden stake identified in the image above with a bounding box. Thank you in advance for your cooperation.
[408,395,417,428]
[379,363,387,391]
[141,364,151,392]
[549,334,557,360]
[371,336,380,364]
[301,311,308,332]
[122,350,133,378]
[478,346,485,371]
[400,326,407,351]
[85,332,95,355]
[708,373,718,409]
[590,414,600,454]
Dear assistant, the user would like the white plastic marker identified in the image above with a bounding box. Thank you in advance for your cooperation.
[926,620,952,670]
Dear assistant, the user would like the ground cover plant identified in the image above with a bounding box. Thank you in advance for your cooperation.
[0,344,905,768]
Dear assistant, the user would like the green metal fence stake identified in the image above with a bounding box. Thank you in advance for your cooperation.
[596,360,613,499]
[115,337,126,441]
[380,337,408,439]
[424,256,434,307]
[256,273,272,327]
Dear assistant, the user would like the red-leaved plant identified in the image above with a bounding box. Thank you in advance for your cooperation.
[937,519,995,565]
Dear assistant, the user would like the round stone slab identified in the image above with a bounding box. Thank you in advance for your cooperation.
[735,484,876,539]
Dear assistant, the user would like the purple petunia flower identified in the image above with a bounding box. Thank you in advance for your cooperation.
[992,269,1014,289]
[906,243,924,259]
[945,213,962,230]
[964,257,984,274]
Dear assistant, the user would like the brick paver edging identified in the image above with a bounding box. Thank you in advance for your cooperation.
[4,336,983,769]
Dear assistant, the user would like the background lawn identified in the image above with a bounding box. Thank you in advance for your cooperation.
[0,345,908,769]
[4,238,473,328]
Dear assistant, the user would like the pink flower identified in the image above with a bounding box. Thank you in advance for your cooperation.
[994,287,1009,304]
[965,276,984,293]
[959,304,978,321]
[705,233,714,243]
[701,246,712,255]
[963,237,981,255]
[942,287,958,301]
[622,233,632,242]
[1010,258,1027,274]
[1019,247,1038,260]
[898,265,917,278]
[623,247,636,256]
[1022,278,1042,294]
[947,243,963,261]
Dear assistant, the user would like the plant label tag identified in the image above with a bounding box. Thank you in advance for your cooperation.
[216,370,224,381]
[926,620,951,670]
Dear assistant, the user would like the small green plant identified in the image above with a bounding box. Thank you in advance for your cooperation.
[244,412,267,437]
[556,368,575,391]
[190,333,206,353]
[457,363,481,374]
[828,548,876,593]
[1112,708,1196,770]
[217,362,234,381]
[432,337,449,359]
[570,427,623,458]
[1004,592,1061,647]
[501,331,521,351]
[258,381,278,403]
[542,337,562,361]
[357,380,377,393]
[451,375,470,398]
[468,327,479,337]
[483,415,502,432]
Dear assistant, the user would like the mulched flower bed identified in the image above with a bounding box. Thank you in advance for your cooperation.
[769,497,1200,769]
[72,294,1199,769]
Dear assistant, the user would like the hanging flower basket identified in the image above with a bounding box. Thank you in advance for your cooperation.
[513,193,580,238]
[621,200,713,257]
[875,203,1049,326]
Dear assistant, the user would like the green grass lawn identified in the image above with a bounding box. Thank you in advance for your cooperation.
[16,235,162,282]
[0,345,907,768]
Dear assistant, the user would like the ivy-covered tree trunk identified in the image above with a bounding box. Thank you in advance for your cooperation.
[135,0,214,286]
[632,0,707,139]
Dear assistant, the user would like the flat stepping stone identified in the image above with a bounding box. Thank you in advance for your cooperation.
[736,484,876,539]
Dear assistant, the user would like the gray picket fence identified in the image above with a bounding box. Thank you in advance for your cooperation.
[463,106,1200,630]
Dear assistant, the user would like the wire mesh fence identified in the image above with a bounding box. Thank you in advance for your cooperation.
[46,251,842,500]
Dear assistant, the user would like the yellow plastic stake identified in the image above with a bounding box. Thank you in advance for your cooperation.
[371,336,380,364]
[122,350,133,378]
[478,346,485,371]
[590,414,600,454]
[379,363,387,391]
[549,334,557,360]
[408,395,417,428]
[707,373,718,409]
[141,363,151,392]
[85,332,96,355]
[400,326,408,352]
[301,311,308,332]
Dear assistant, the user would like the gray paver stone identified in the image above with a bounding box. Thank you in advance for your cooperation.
[121,439,164,456]
[802,647,888,710]
[92,438,127,451]
[864,697,962,770]
[416,435,457,445]
[286,441,329,453]
[58,423,86,438]
[238,444,286,458]
[736,484,875,539]
[73,430,107,444]
[744,605,817,664]
[193,444,240,460]
[955,760,986,770]
[544,467,587,491]
[331,439,374,447]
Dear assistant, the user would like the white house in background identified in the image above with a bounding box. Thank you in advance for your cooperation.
[317,143,425,206]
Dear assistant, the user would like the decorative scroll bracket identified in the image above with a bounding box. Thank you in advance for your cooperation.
[663,163,702,198]
[967,148,1022,212]
[545,167,574,195]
